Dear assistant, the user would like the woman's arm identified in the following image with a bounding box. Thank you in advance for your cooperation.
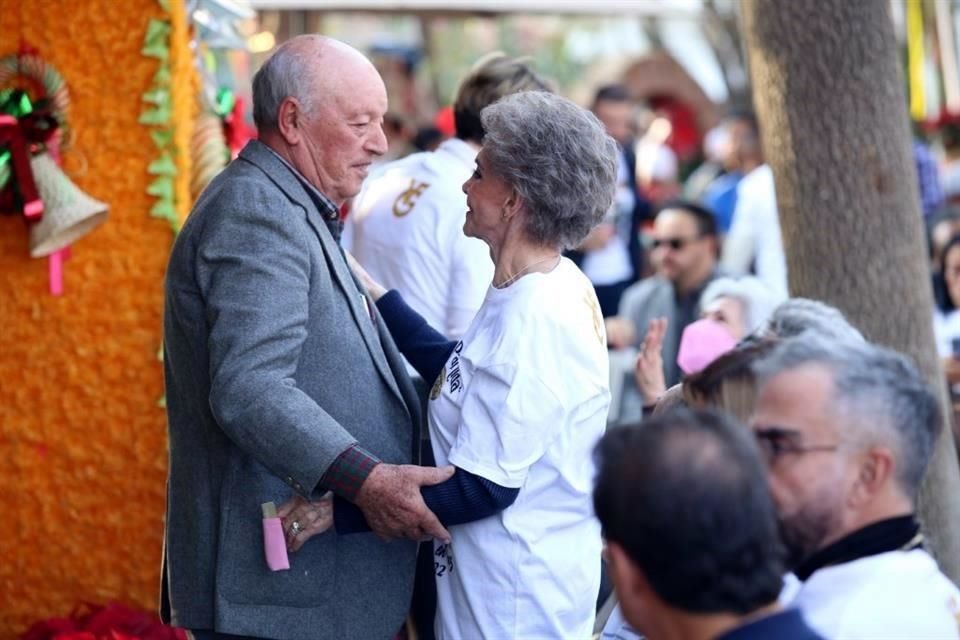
[376,290,457,384]
[347,251,457,382]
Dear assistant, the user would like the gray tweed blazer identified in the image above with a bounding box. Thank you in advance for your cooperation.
[161,140,421,640]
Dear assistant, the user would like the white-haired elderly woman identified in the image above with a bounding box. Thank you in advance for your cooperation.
[325,91,617,638]
[701,275,780,340]
[634,276,780,409]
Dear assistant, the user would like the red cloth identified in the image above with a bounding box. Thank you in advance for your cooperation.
[20,603,188,640]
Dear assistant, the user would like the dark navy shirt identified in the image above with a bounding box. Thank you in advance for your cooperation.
[715,609,824,640]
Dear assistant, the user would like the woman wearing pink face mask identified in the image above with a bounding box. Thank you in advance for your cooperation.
[634,276,779,412]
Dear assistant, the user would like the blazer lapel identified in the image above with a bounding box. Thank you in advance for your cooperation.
[238,142,408,413]
[373,309,423,458]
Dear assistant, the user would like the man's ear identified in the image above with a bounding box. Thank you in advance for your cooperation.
[277,97,304,146]
[849,445,896,508]
[606,542,651,604]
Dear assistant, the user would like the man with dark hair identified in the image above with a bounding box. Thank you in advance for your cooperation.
[751,335,960,638]
[571,83,652,316]
[607,200,721,424]
[594,408,823,640]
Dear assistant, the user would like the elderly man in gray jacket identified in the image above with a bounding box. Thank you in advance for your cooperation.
[161,35,452,640]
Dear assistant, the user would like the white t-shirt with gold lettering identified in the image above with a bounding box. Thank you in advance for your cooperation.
[428,257,610,640]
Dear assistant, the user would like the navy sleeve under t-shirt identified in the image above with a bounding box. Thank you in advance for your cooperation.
[333,290,518,534]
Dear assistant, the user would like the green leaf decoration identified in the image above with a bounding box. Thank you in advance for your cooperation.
[139,104,170,125]
[142,88,169,105]
[153,65,171,85]
[142,40,169,59]
[150,198,176,219]
[143,18,171,46]
[148,153,177,176]
[150,129,173,149]
[157,0,170,11]
[147,176,175,200]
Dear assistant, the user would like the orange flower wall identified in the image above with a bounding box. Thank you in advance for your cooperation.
[0,1,195,634]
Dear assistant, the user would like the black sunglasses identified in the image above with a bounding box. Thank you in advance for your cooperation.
[651,235,702,251]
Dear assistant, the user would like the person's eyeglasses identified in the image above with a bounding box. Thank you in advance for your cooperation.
[753,426,840,465]
[651,236,701,251]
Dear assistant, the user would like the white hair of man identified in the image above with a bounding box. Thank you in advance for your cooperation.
[752,333,941,501]
[765,298,865,343]
[252,34,326,131]
[701,276,780,336]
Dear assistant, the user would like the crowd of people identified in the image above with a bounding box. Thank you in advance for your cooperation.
[159,33,960,640]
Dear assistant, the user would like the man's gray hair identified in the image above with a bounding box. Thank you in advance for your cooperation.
[766,298,865,343]
[702,276,780,336]
[252,35,322,131]
[480,91,619,250]
[753,333,941,500]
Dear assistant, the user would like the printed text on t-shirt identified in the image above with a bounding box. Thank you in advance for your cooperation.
[435,542,455,577]
[446,341,464,394]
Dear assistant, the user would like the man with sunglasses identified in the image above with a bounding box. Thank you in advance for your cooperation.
[750,334,960,638]
[607,200,721,424]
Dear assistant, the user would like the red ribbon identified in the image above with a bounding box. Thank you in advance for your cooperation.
[0,113,42,221]
[223,96,256,158]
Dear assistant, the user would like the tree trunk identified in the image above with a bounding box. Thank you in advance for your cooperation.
[741,0,960,582]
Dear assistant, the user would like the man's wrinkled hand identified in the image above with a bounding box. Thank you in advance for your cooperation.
[354,463,455,543]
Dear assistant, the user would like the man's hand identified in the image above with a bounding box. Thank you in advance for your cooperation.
[354,463,455,543]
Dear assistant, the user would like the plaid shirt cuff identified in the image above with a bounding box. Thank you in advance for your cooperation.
[321,444,381,502]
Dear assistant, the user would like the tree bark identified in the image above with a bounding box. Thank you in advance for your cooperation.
[741,0,960,582]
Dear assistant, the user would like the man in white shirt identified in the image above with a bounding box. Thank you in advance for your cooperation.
[344,54,550,342]
[720,113,788,299]
[750,334,960,639]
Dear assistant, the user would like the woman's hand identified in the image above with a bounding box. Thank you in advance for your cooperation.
[345,251,387,301]
[635,317,668,407]
[277,493,334,552]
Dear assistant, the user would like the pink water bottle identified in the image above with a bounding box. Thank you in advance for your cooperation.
[261,501,290,571]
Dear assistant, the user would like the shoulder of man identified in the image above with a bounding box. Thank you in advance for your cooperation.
[802,550,960,638]
[620,276,671,313]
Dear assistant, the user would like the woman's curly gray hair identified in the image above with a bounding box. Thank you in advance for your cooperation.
[480,91,619,250]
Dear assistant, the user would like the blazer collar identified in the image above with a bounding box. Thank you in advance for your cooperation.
[238,140,408,413]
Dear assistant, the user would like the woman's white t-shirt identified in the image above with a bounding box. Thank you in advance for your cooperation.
[428,257,610,640]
